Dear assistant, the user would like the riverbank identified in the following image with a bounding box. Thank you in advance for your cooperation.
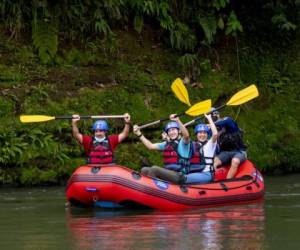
[0,27,299,185]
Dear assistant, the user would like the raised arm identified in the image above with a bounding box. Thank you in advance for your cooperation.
[133,125,161,150]
[72,114,83,144]
[118,113,131,142]
[170,114,190,144]
[205,113,218,143]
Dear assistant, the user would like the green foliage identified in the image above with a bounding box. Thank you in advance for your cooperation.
[178,53,199,78]
[0,0,300,186]
[19,166,58,186]
[0,126,70,167]
[0,64,25,87]
[0,97,14,117]
[1,0,299,55]
[100,33,119,57]
[198,15,217,44]
[225,11,243,36]
[32,20,58,64]
[213,0,230,10]
[0,131,27,165]
[134,15,144,33]
[62,48,100,66]
[0,0,29,38]
[238,45,296,94]
[94,14,111,36]
[272,13,297,31]
[170,22,197,50]
[116,142,163,170]
[15,46,36,64]
[178,54,198,71]
[241,91,300,173]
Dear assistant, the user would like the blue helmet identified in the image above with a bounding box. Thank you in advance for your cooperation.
[194,123,210,134]
[92,120,109,131]
[164,121,180,132]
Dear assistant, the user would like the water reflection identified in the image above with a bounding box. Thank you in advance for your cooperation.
[66,202,265,250]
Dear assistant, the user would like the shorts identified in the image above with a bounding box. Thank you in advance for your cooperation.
[216,150,247,165]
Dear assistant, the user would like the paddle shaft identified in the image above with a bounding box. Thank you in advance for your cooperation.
[207,104,225,114]
[56,115,126,120]
[138,99,211,129]
[138,112,185,130]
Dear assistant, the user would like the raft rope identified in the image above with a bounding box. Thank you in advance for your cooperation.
[184,168,259,191]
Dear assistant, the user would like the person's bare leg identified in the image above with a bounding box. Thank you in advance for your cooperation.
[226,158,240,179]
[214,157,222,170]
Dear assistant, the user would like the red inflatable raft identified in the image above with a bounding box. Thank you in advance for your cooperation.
[66,160,264,210]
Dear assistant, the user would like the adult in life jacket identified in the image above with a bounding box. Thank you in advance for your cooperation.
[72,113,131,164]
[133,114,191,184]
[211,108,247,179]
[185,113,218,184]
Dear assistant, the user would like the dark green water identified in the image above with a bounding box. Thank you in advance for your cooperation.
[0,174,299,250]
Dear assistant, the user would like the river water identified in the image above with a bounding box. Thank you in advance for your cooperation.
[0,174,299,250]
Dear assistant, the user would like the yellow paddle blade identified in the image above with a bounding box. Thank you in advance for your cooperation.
[171,78,191,106]
[185,99,211,116]
[20,115,56,123]
[226,84,259,106]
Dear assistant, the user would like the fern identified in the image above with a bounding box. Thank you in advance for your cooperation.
[212,0,230,10]
[178,53,202,80]
[198,15,217,44]
[134,15,144,33]
[18,128,70,165]
[0,131,28,165]
[225,11,243,36]
[159,15,174,31]
[101,0,123,20]
[143,1,156,16]
[158,1,169,18]
[95,18,111,35]
[271,13,297,31]
[32,20,58,64]
[170,22,197,51]
[178,53,199,72]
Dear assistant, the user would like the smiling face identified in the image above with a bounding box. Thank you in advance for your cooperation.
[167,128,179,140]
[196,131,208,142]
[94,129,106,139]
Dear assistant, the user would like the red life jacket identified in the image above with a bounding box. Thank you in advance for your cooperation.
[162,140,179,165]
[87,137,114,164]
[190,141,214,173]
[190,141,206,165]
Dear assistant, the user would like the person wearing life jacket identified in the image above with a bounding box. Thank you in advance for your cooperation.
[211,108,247,179]
[185,113,218,184]
[72,113,131,164]
[133,114,191,184]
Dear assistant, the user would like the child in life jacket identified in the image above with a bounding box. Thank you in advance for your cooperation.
[185,113,218,184]
[133,114,191,184]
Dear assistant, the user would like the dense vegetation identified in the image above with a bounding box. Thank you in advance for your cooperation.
[0,0,299,185]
